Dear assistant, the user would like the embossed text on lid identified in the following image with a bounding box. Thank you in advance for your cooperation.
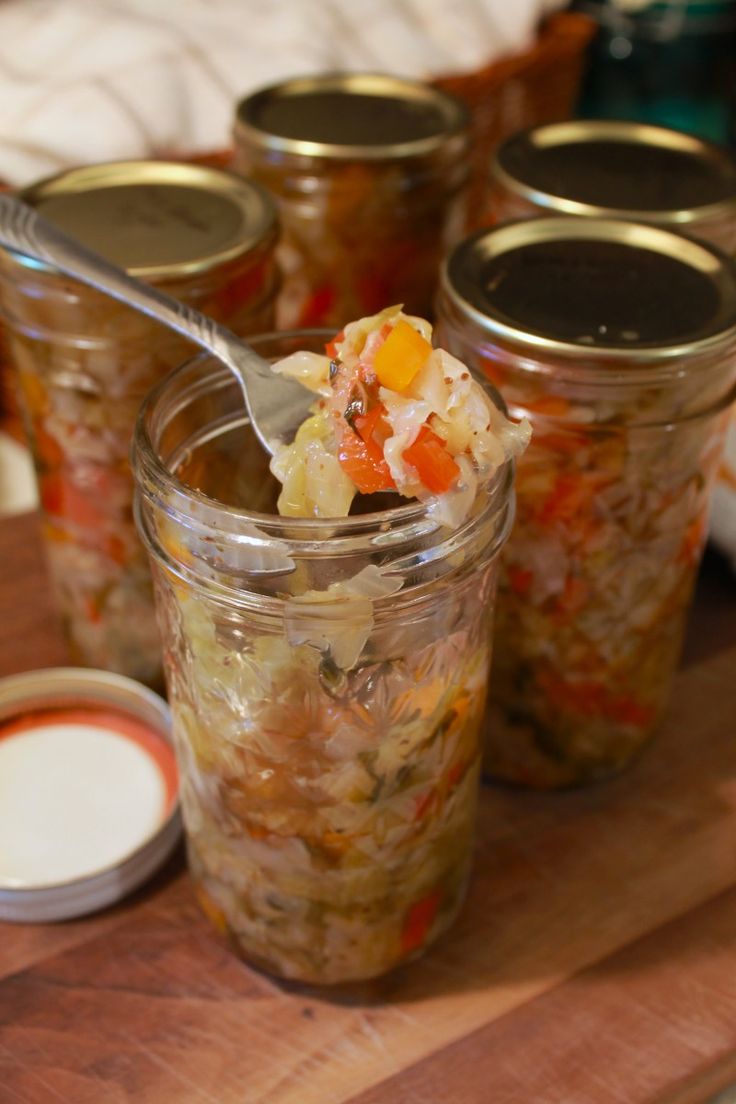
[235,73,469,160]
[494,121,736,221]
[20,161,278,279]
[443,217,736,361]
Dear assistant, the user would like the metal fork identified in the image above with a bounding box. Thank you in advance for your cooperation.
[0,193,315,455]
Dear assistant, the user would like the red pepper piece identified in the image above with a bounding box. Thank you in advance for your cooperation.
[337,428,396,494]
[297,284,336,327]
[353,403,390,447]
[507,566,534,595]
[401,889,442,956]
[325,329,345,359]
[403,426,460,495]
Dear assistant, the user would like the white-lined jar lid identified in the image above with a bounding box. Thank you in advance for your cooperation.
[0,667,180,922]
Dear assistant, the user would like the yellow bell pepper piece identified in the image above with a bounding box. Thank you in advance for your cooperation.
[373,320,433,392]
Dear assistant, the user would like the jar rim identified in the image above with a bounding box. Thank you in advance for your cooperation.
[132,339,514,582]
[234,72,470,162]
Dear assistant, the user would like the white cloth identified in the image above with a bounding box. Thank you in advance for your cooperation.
[0,0,565,187]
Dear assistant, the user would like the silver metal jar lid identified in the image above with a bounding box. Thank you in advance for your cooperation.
[18,160,278,280]
[492,120,736,229]
[0,667,180,923]
[441,216,736,363]
[234,72,469,161]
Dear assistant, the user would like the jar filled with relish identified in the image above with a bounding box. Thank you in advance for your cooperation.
[0,161,279,689]
[487,119,736,252]
[437,216,736,787]
[132,330,516,983]
[233,73,470,328]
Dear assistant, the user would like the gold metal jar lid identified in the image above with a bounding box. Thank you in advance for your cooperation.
[442,217,736,362]
[234,73,469,161]
[19,161,278,280]
[492,121,736,228]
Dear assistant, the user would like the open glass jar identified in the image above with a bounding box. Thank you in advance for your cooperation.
[438,217,736,788]
[233,74,470,328]
[132,332,514,984]
[0,162,279,689]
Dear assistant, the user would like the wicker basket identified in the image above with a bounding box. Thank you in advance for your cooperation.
[433,11,596,225]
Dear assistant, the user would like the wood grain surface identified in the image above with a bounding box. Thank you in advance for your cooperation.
[0,512,735,1104]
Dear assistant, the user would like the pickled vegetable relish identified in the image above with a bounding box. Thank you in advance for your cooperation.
[166,594,493,983]
[269,306,530,526]
[486,401,732,788]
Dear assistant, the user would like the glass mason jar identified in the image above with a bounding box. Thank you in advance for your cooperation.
[572,0,736,146]
[233,74,470,328]
[132,331,514,984]
[0,161,279,690]
[437,217,736,788]
[487,119,736,252]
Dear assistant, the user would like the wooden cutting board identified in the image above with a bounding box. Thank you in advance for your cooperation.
[0,512,735,1104]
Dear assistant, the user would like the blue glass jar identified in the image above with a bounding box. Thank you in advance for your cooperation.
[574,1,736,146]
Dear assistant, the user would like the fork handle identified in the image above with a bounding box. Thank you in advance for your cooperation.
[0,193,256,373]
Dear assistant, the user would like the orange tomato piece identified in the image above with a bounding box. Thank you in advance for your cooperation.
[373,319,432,392]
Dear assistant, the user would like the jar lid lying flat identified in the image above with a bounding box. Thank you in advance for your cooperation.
[18,160,278,279]
[492,120,736,226]
[0,667,180,923]
[234,72,469,160]
[442,216,736,362]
